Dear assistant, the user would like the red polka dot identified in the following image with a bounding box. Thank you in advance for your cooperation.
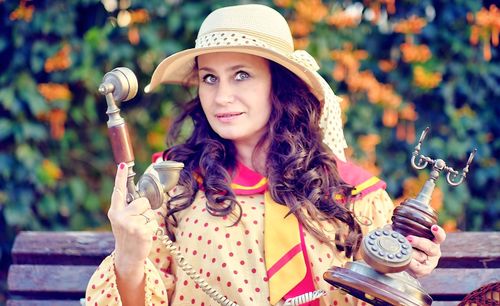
[215,227,219,231]
[248,249,253,254]
[197,236,202,241]
[237,241,242,246]
[207,239,212,245]
[192,250,197,255]
[204,223,208,227]
[238,288,243,293]
[255,287,261,292]
[212,258,217,263]
[229,252,234,257]
[233,270,238,274]
[183,280,188,286]
[240,260,245,265]
[222,263,227,268]
[179,295,184,300]
[188,233,192,238]
[251,268,257,273]
[225,233,230,238]
[227,281,232,287]
[194,219,198,224]
[191,298,195,304]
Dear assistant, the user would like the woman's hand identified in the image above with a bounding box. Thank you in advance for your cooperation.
[108,163,158,272]
[406,224,446,278]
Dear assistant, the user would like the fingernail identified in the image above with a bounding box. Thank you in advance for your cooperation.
[432,225,438,232]
[406,236,413,243]
[119,163,125,170]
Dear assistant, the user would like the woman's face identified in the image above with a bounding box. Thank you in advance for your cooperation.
[197,52,272,149]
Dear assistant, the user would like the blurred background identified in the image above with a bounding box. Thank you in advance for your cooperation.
[0,0,499,302]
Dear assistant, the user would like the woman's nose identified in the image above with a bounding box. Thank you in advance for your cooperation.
[214,80,235,105]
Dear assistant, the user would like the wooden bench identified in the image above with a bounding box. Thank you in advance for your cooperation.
[7,231,500,306]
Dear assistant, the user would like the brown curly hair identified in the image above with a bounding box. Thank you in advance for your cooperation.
[163,61,362,258]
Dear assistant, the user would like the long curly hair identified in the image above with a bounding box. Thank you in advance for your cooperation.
[163,60,362,258]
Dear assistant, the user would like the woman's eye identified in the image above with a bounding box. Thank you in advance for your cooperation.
[235,71,250,81]
[202,74,217,84]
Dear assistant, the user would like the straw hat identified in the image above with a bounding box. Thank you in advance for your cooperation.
[147,4,348,161]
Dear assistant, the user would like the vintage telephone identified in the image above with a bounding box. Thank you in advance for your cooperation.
[324,128,477,306]
[99,67,326,306]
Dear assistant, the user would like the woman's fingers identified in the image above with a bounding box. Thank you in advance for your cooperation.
[110,163,128,212]
[407,234,440,258]
[431,224,446,244]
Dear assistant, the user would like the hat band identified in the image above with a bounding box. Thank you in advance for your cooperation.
[196,29,293,54]
[194,31,320,73]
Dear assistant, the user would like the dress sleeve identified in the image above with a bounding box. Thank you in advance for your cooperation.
[85,165,176,305]
[351,188,396,237]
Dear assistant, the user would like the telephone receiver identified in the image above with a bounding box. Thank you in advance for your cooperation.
[98,67,184,209]
[324,128,477,306]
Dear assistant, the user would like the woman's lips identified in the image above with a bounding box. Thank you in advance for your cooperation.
[215,112,244,122]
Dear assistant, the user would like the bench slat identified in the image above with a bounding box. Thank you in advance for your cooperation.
[7,265,96,296]
[7,301,82,306]
[438,232,500,268]
[421,268,500,299]
[11,232,114,265]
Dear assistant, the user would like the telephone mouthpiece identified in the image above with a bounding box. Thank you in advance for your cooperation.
[99,67,138,102]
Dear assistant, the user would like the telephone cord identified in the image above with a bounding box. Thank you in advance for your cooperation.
[155,228,326,306]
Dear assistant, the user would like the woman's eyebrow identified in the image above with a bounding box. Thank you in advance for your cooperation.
[198,64,250,73]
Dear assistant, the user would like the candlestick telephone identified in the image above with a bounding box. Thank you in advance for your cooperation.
[99,67,476,306]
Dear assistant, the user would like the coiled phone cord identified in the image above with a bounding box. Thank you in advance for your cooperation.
[156,228,326,306]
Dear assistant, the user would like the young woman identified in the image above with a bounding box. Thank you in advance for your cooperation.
[86,4,445,306]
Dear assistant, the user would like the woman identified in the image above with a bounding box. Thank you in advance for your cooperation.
[86,4,445,306]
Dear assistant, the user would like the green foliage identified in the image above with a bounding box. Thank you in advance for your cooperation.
[0,3,498,299]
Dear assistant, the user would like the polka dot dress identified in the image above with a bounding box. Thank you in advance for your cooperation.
[85,188,394,306]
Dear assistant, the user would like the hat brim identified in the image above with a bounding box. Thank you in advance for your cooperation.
[148,46,325,102]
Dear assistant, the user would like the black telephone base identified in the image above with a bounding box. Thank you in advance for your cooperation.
[323,261,432,306]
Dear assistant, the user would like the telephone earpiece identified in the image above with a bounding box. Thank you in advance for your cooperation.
[99,67,184,209]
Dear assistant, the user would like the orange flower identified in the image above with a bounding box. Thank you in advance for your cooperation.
[358,134,380,154]
[378,59,397,72]
[399,103,418,121]
[294,0,328,23]
[413,66,442,89]
[330,45,368,74]
[289,18,313,37]
[364,0,396,23]
[9,0,34,22]
[467,5,500,61]
[326,10,361,28]
[293,37,310,49]
[49,109,67,139]
[41,159,63,180]
[442,219,458,233]
[130,9,149,24]
[382,108,398,127]
[38,83,72,102]
[44,44,72,73]
[147,131,165,150]
[274,0,293,8]
[128,27,140,45]
[394,16,427,34]
[400,42,432,63]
